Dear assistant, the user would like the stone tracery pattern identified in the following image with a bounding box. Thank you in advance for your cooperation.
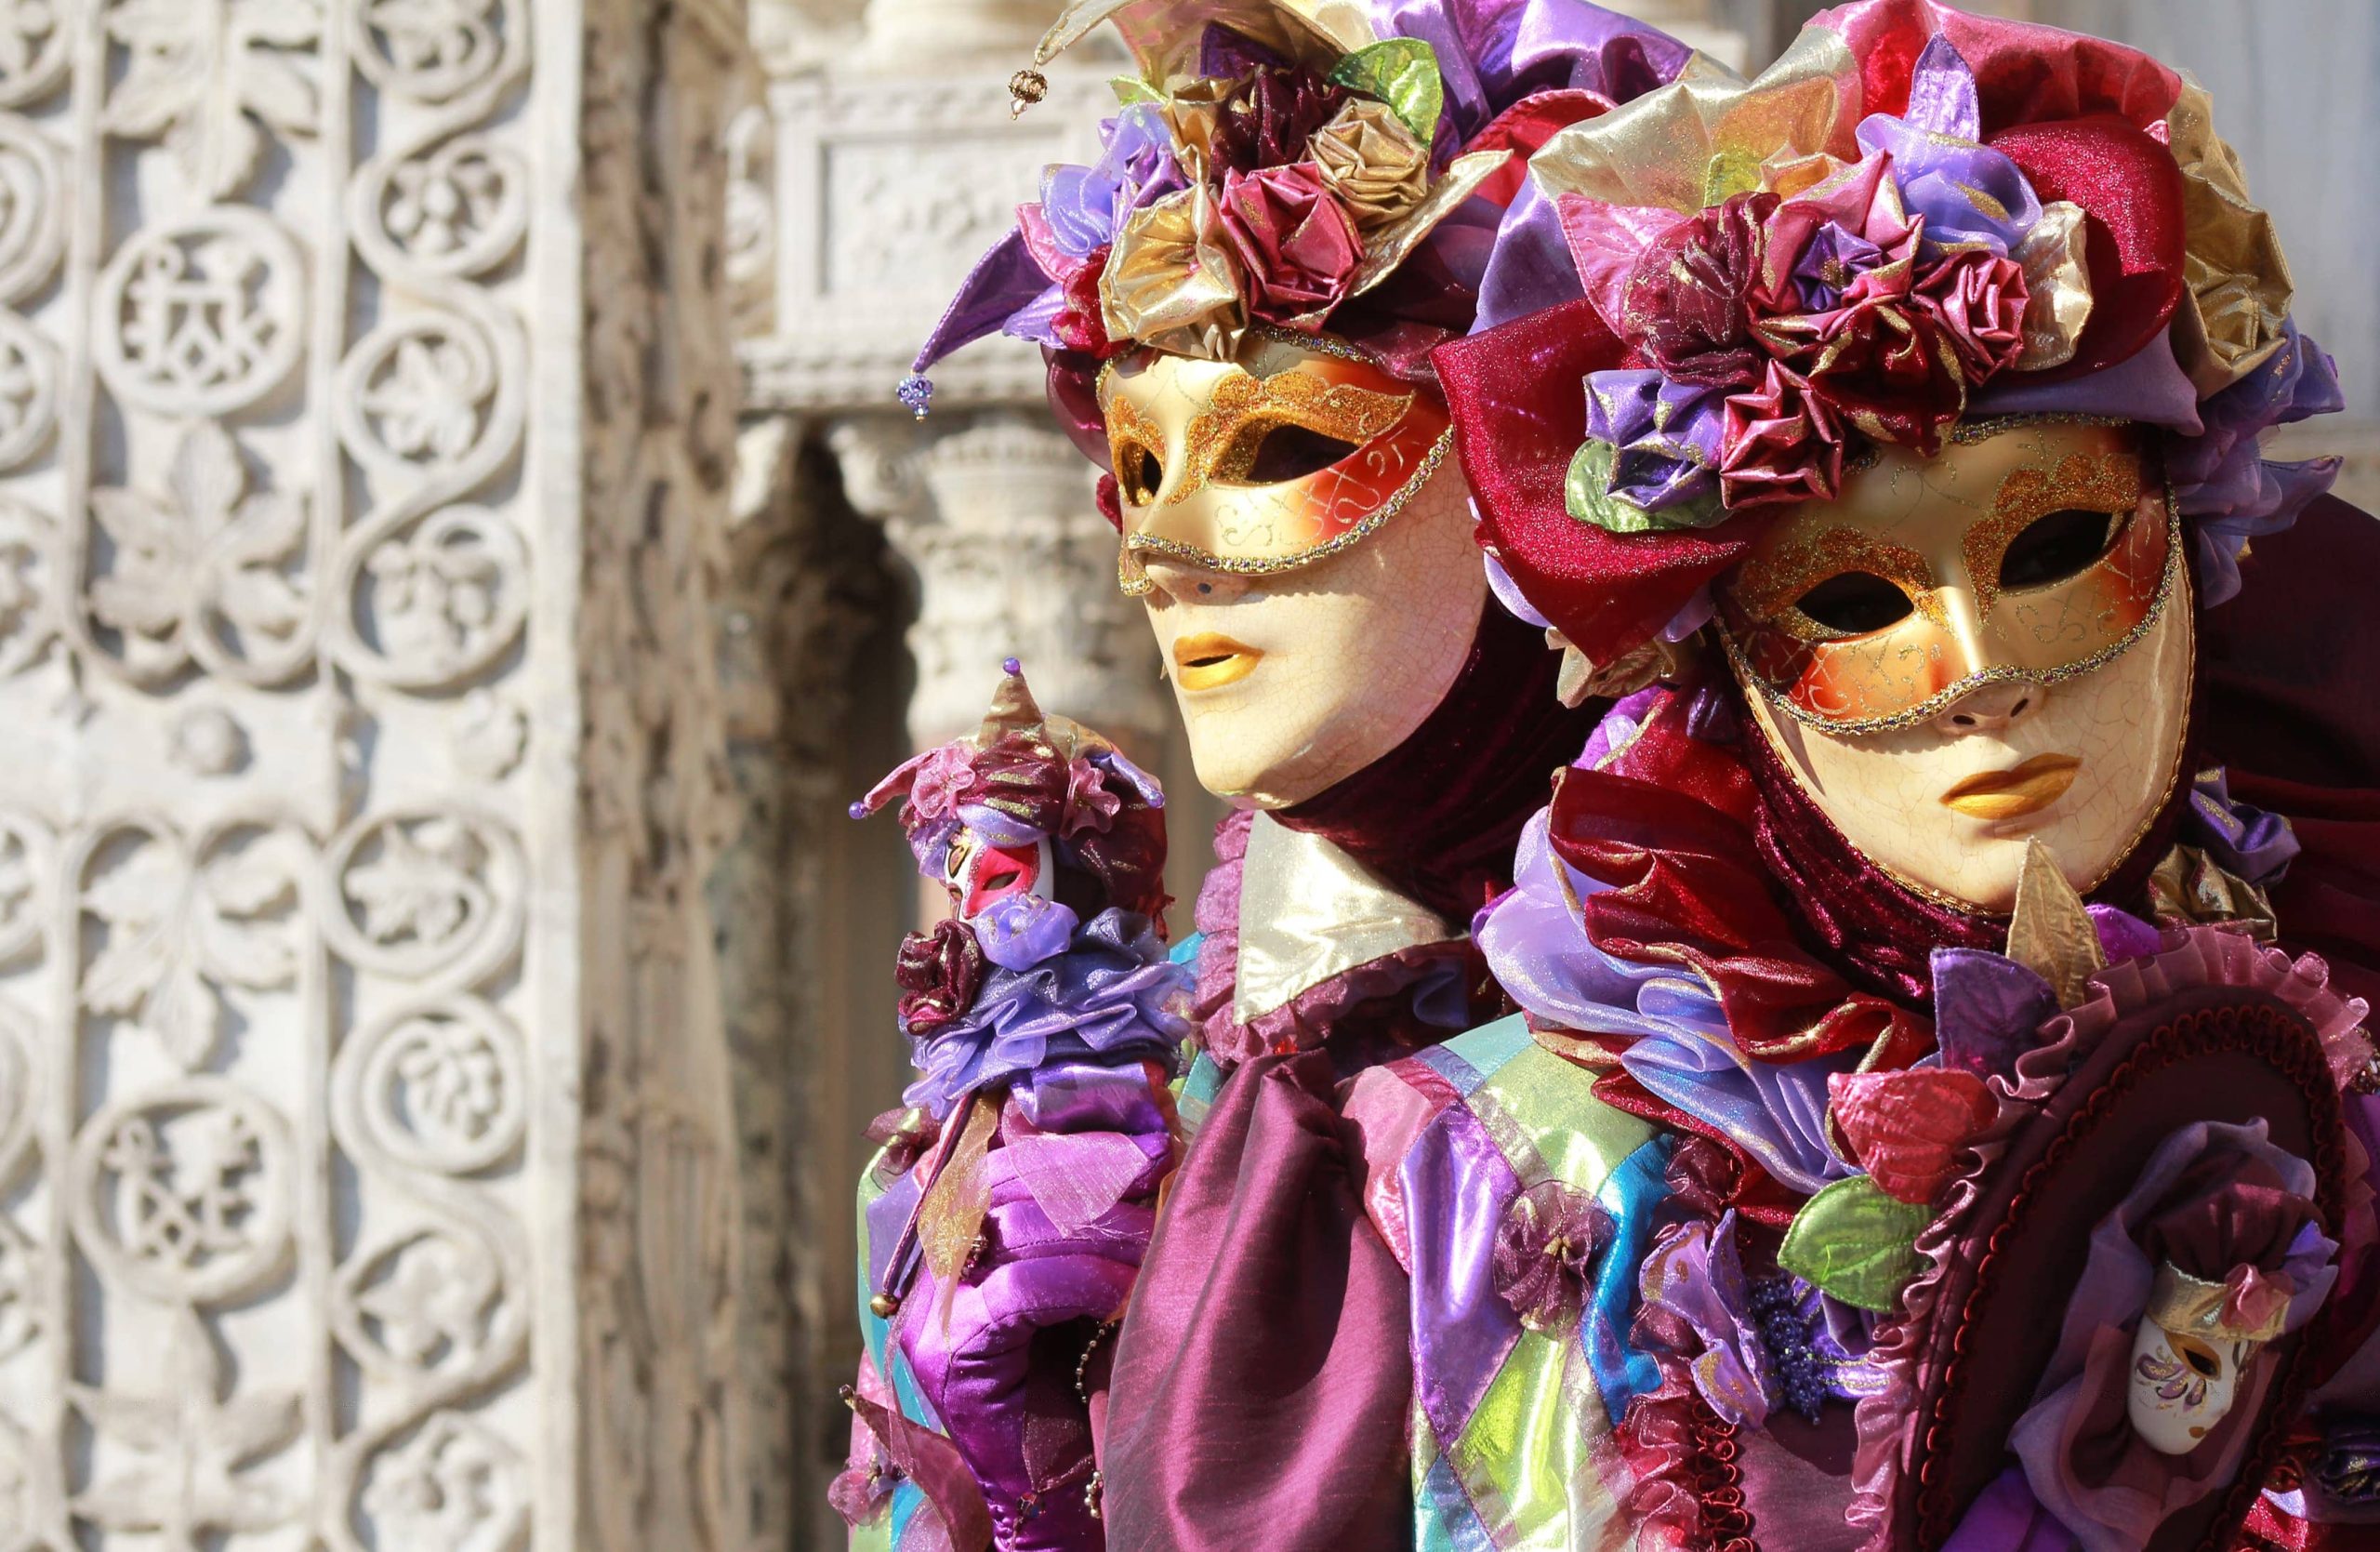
[0,1,747,1546]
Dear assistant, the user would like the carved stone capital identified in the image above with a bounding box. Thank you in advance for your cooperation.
[829,410,1169,754]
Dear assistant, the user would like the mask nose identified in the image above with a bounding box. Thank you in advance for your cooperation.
[1138,558,1251,604]
[1931,678,2043,737]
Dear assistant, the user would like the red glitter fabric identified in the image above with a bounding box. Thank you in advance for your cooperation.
[1436,298,1767,665]
[1987,115,2188,382]
[1817,0,2182,133]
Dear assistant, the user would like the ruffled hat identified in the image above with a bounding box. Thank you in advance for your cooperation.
[1437,0,2345,673]
[898,0,1704,459]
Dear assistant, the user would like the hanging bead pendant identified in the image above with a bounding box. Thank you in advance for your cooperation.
[1009,69,1049,118]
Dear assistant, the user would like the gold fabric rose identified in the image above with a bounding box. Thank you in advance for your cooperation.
[1309,99,1430,231]
[1101,184,1247,360]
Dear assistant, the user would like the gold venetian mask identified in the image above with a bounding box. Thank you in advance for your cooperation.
[1715,420,2178,733]
[1723,421,2195,910]
[1100,328,1452,594]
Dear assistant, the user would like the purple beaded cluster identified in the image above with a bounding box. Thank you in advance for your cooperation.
[1747,1275,1829,1424]
[897,373,934,418]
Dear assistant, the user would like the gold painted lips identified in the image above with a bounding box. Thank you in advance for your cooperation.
[1940,753,2082,821]
[1172,632,1262,692]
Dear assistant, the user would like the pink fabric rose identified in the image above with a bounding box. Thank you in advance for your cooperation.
[1918,248,2030,381]
[1493,1179,1616,1333]
[1718,358,1844,508]
[1215,162,1361,330]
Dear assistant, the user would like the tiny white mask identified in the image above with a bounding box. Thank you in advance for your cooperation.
[2125,1320,2252,1454]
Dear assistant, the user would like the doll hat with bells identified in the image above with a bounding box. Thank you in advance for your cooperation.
[1433,0,2343,692]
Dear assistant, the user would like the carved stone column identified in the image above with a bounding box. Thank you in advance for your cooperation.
[0,1,761,1548]
[831,413,1170,753]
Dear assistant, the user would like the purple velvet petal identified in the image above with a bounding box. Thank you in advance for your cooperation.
[2170,324,2346,605]
[1857,113,2041,258]
[1792,221,1886,312]
[1969,330,2204,431]
[1931,948,2058,1081]
[2185,768,2302,884]
[1383,0,1692,146]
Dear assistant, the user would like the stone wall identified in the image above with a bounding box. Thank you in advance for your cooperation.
[0,0,759,1548]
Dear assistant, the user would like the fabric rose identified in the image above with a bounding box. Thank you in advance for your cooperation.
[1917,248,2030,381]
[1718,358,1844,507]
[1493,1179,1616,1333]
[972,893,1080,972]
[1103,184,1246,358]
[1215,163,1361,329]
[1208,66,1350,178]
[1309,99,1429,231]
[1853,35,2041,259]
[1061,753,1121,835]
[1619,190,1774,386]
[1791,220,1885,313]
[1582,368,1725,511]
[1760,291,1968,453]
[895,917,988,1038]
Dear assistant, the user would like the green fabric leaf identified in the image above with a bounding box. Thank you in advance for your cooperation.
[1564,439,1726,535]
[1111,75,1162,107]
[1776,1174,1932,1313]
[1329,39,1444,144]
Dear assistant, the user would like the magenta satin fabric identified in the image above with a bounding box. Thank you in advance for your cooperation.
[1099,1048,1412,1550]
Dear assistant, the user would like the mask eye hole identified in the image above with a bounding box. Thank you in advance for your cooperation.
[1792,571,1914,636]
[1222,422,1360,484]
[2173,1335,2223,1377]
[2000,508,2116,591]
[1118,443,1166,505]
[979,867,1021,893]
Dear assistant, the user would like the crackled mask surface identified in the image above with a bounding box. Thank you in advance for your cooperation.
[1102,329,1453,589]
[1730,422,2193,909]
[1114,339,1484,806]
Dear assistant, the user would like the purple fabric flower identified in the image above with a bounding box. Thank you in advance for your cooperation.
[2168,322,2346,605]
[2315,1420,2380,1505]
[1639,1211,1776,1427]
[1582,369,1724,511]
[905,743,977,825]
[972,894,1080,971]
[1041,105,1183,261]
[1061,754,1121,837]
[1855,37,2042,259]
[1792,220,1886,312]
[905,908,1191,1119]
[1493,1179,1616,1333]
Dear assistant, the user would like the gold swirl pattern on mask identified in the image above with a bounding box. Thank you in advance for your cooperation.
[1961,448,2143,617]
[1729,526,1943,639]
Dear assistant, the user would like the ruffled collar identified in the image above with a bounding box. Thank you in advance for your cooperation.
[1192,810,1475,1073]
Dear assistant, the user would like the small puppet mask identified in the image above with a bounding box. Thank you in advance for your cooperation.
[2126,1262,2290,1454]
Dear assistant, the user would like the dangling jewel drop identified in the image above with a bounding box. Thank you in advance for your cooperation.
[897,374,933,419]
[1009,69,1049,119]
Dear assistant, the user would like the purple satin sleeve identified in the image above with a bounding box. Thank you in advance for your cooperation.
[1100,1048,1413,1550]
[893,1071,1173,1550]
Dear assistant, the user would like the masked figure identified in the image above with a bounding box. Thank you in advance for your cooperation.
[843,3,1696,1547]
[1341,4,2380,1548]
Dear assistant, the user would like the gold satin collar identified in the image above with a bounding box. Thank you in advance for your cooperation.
[1232,811,1456,1024]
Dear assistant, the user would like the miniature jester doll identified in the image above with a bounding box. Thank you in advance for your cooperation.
[841,663,1192,1549]
[844,3,1703,1548]
[1333,4,2380,1547]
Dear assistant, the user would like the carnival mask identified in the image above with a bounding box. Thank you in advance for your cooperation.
[2126,1262,2288,1455]
[1102,334,1485,806]
[1726,422,2193,909]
